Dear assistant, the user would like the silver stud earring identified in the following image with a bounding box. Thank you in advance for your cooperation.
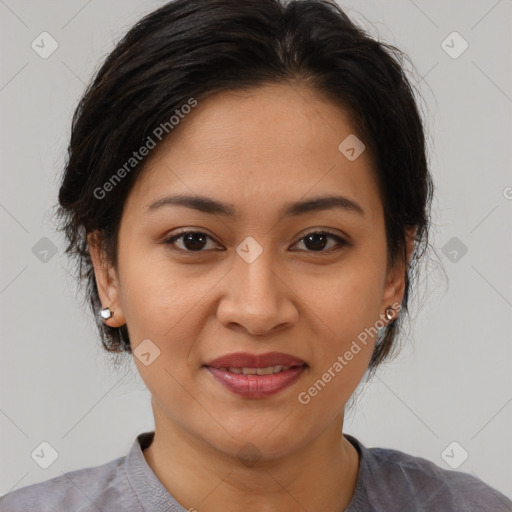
[385,306,395,321]
[100,307,114,320]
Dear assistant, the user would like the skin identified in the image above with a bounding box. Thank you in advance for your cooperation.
[89,82,414,512]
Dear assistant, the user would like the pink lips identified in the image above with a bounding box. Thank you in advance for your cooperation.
[206,351,306,369]
[204,351,307,398]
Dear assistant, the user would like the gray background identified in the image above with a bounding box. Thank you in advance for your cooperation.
[1,0,511,501]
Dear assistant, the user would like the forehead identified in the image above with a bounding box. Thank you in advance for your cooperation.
[125,83,382,223]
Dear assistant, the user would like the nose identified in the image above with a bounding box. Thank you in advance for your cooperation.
[216,247,299,336]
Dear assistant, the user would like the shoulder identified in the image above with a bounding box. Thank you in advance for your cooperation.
[347,436,512,511]
[0,455,140,512]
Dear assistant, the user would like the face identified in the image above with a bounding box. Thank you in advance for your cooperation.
[89,83,408,461]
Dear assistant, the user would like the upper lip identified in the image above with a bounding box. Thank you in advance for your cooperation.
[205,352,307,369]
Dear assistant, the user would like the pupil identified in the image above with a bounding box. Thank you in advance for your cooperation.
[305,233,327,251]
[184,233,206,251]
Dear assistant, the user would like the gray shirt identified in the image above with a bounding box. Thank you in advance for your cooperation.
[1,431,510,511]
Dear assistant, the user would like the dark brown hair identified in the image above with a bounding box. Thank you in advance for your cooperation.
[54,0,434,372]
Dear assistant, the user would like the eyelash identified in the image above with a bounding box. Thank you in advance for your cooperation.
[162,229,348,254]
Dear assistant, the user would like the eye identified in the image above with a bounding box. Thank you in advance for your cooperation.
[292,231,348,253]
[163,230,220,252]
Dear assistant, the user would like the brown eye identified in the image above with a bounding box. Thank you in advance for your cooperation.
[293,231,348,253]
[164,231,219,252]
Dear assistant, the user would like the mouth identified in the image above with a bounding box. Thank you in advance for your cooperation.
[212,365,300,375]
[203,352,308,398]
[205,351,307,369]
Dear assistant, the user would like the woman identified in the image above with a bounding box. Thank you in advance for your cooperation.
[1,0,510,510]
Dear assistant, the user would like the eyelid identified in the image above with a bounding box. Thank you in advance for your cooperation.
[295,227,349,243]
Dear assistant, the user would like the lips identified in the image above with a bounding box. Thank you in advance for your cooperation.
[205,351,306,369]
[203,352,308,398]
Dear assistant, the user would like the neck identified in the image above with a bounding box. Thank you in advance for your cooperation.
[143,402,360,512]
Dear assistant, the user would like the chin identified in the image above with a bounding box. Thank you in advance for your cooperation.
[202,421,314,464]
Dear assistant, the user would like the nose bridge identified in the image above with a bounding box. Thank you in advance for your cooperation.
[216,237,297,334]
[234,237,280,304]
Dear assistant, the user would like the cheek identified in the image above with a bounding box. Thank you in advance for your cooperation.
[301,258,385,340]
[119,254,219,385]
[293,252,385,397]
[296,304,376,417]
[117,249,194,339]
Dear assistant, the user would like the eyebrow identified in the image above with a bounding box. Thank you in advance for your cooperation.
[145,193,365,218]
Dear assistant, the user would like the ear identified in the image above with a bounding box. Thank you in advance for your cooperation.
[380,227,416,322]
[87,231,126,328]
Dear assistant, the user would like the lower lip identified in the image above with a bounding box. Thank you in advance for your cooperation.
[205,366,306,398]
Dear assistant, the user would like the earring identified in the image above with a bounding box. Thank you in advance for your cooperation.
[385,306,395,321]
[100,306,114,320]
